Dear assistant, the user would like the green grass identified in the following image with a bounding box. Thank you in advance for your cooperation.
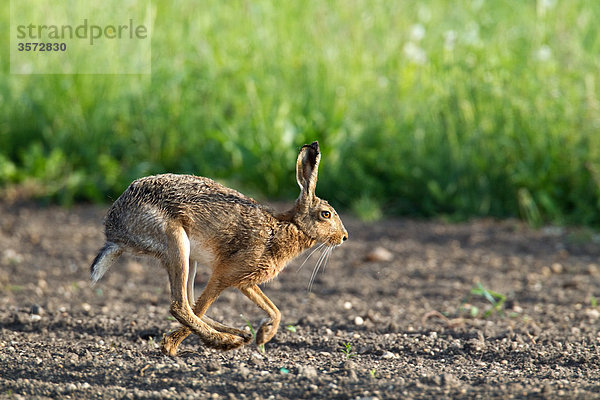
[340,341,357,359]
[243,316,265,353]
[461,282,507,318]
[2,1,600,225]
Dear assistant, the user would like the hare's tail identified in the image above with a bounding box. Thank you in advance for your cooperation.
[90,242,123,284]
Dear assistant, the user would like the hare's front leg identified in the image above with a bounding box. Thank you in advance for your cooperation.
[187,260,251,338]
[240,285,281,346]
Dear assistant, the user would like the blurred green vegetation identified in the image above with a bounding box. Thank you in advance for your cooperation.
[1,1,600,225]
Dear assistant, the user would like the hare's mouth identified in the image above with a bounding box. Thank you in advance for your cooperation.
[331,235,347,246]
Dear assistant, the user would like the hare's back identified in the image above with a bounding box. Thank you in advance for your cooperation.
[109,173,271,230]
[105,174,275,255]
[120,173,259,213]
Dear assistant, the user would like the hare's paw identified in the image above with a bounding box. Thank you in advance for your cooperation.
[238,329,253,344]
[160,335,180,357]
[256,320,278,346]
[160,327,192,357]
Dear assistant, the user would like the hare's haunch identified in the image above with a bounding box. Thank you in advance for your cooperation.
[90,142,348,355]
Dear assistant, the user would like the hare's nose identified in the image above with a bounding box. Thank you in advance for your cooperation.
[342,234,348,242]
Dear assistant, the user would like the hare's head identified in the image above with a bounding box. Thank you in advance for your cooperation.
[293,142,348,246]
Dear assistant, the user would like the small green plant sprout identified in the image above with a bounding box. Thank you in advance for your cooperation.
[147,336,156,348]
[242,315,265,353]
[369,368,377,378]
[461,282,506,318]
[591,296,598,308]
[285,324,297,333]
[341,342,357,358]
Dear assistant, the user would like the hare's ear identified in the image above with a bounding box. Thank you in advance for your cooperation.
[296,141,321,205]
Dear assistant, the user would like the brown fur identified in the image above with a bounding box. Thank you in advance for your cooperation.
[90,142,347,355]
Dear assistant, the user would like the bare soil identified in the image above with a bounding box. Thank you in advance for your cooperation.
[1,202,600,399]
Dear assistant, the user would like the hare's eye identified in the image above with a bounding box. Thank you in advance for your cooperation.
[320,210,331,219]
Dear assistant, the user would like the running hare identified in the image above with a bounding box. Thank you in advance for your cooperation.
[90,142,347,355]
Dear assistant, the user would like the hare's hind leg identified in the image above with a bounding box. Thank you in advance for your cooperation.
[202,315,252,337]
[161,318,252,356]
[161,259,250,355]
[162,274,252,355]
[162,225,198,325]
[240,285,281,346]
[160,226,208,356]
[160,229,250,355]
[160,260,198,356]
[161,260,250,355]
[187,261,197,309]
[161,226,235,353]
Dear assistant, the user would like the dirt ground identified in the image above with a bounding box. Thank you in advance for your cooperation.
[1,201,600,399]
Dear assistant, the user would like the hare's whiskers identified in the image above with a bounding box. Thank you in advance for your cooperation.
[308,246,328,292]
[321,246,333,274]
[297,243,326,272]
[308,245,332,292]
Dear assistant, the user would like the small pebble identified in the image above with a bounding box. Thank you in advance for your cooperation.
[206,361,221,373]
[347,369,358,382]
[512,305,524,313]
[551,263,563,274]
[365,247,393,262]
[299,365,318,379]
[441,373,459,387]
[238,365,251,378]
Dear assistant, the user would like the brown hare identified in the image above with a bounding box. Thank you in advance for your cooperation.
[90,142,348,356]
